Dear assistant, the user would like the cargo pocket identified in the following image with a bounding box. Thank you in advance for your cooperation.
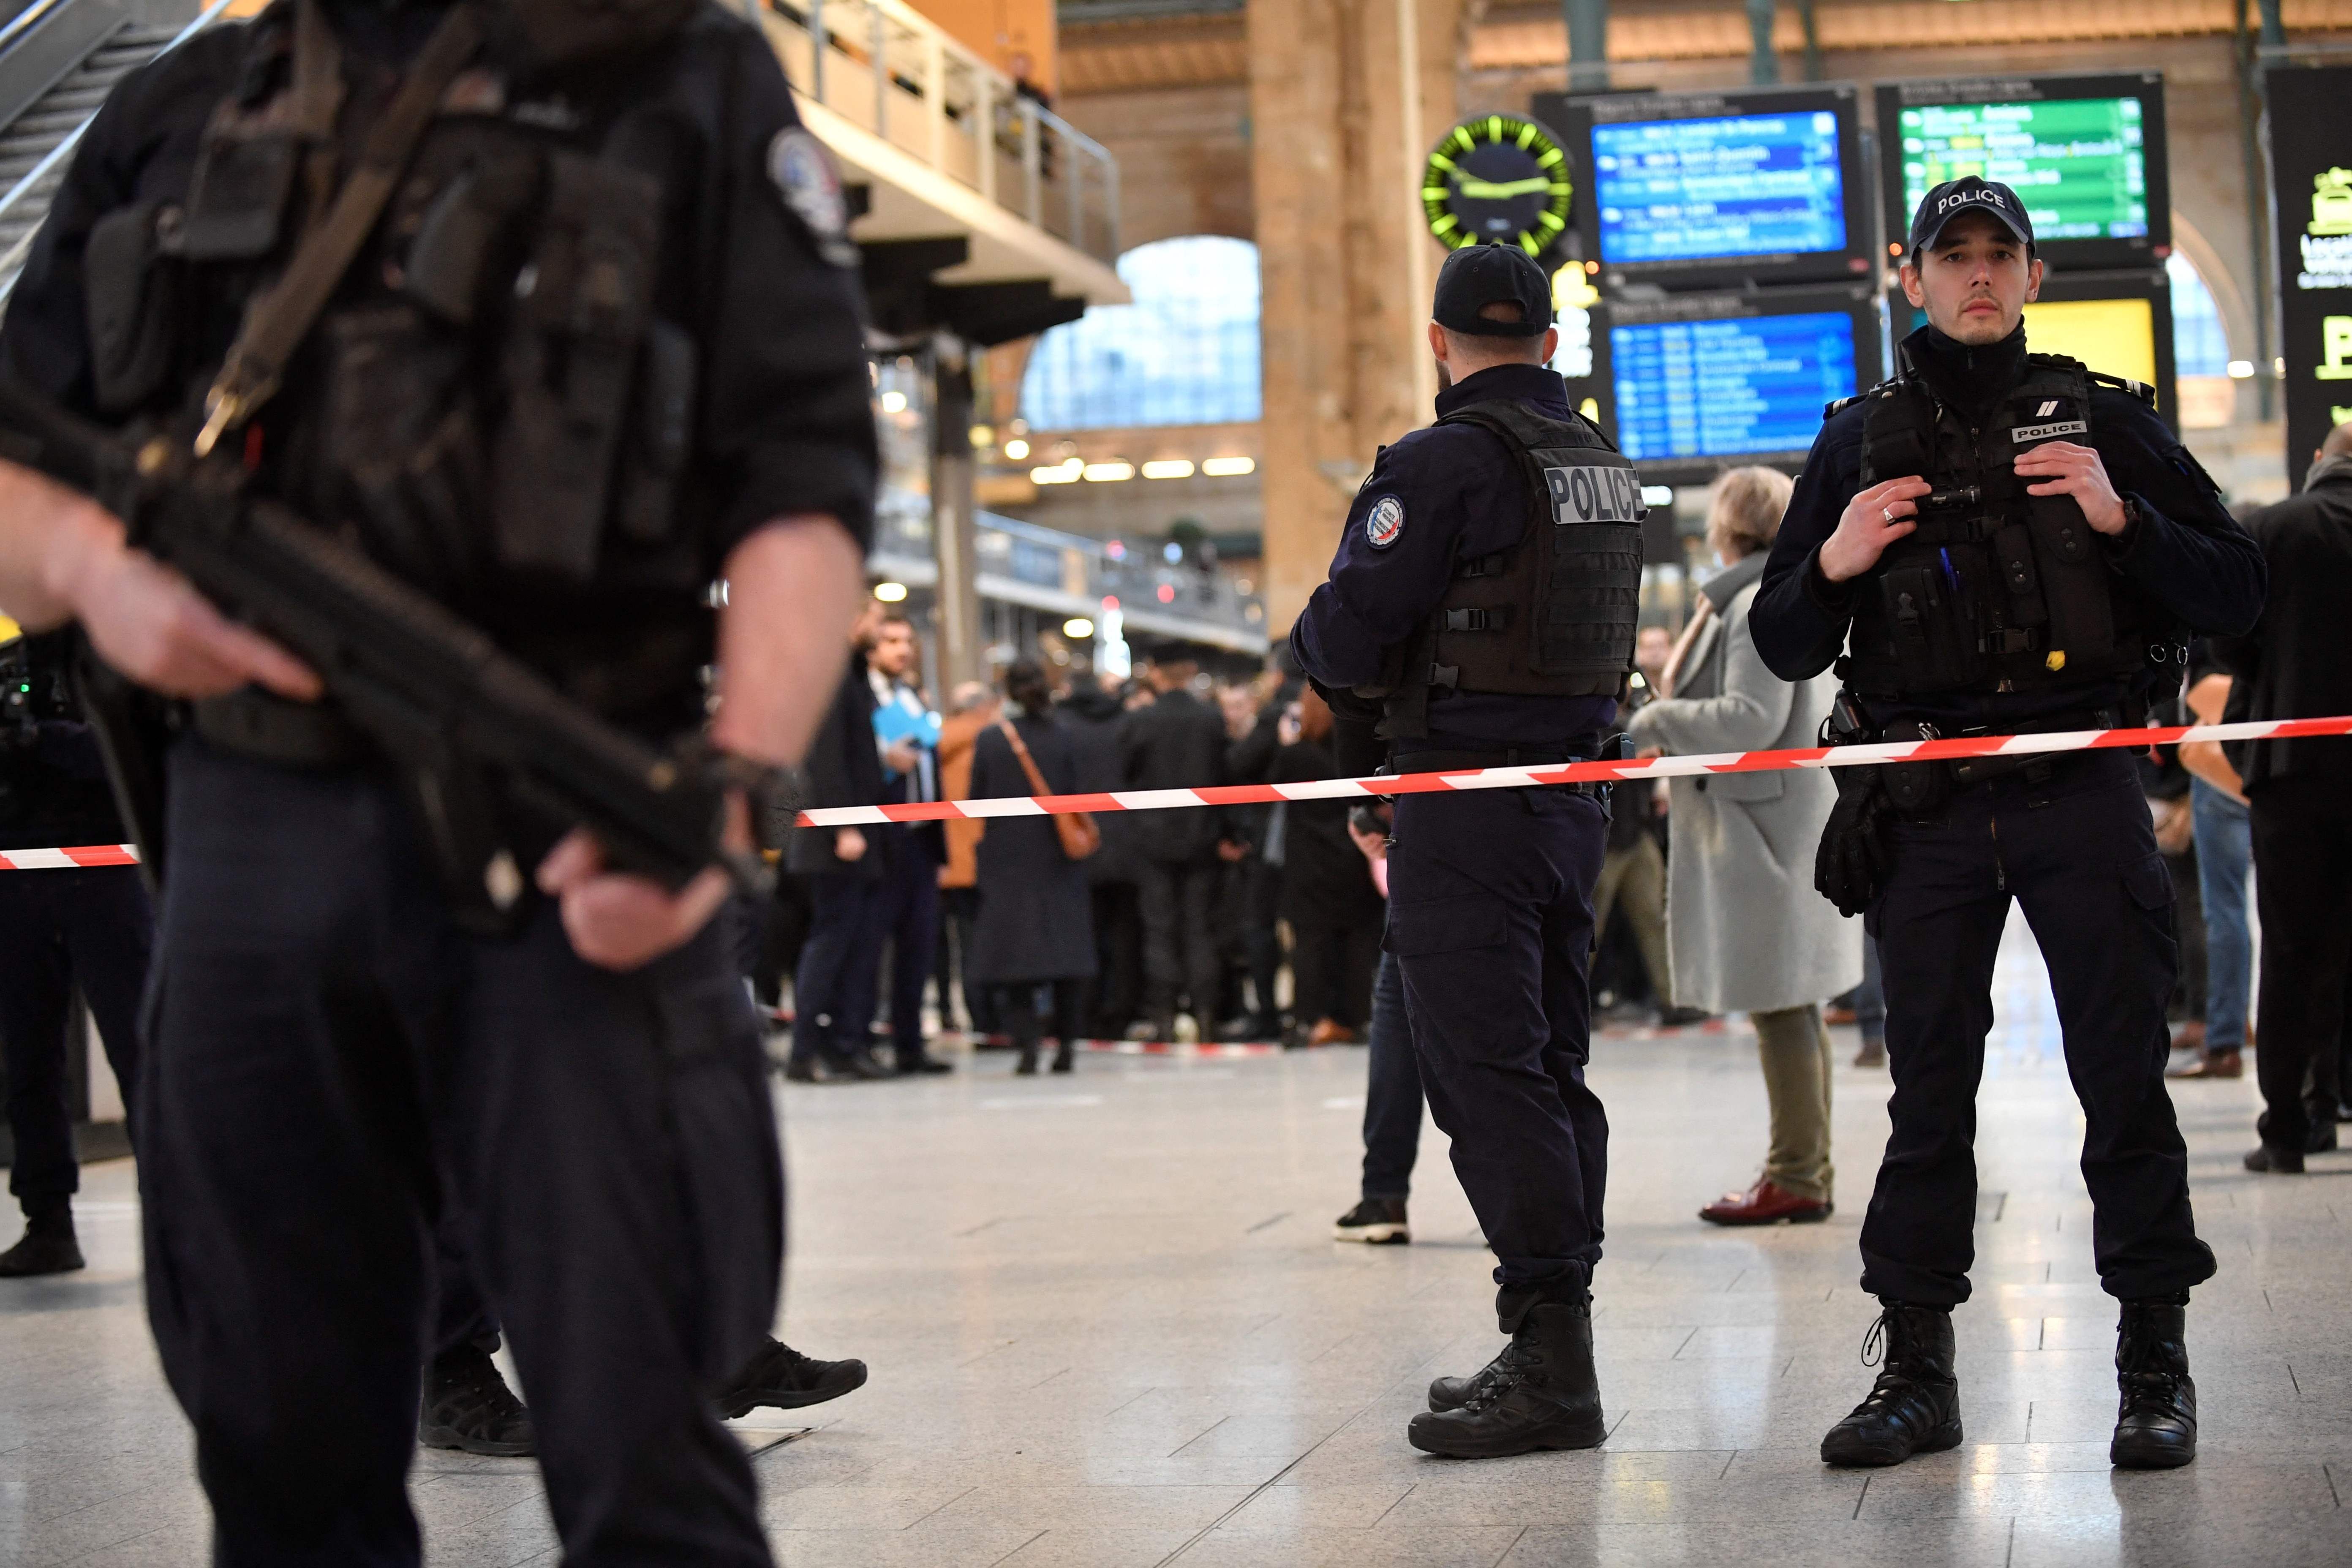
[1383,891,1506,958]
[2123,849,2178,952]
[83,200,183,414]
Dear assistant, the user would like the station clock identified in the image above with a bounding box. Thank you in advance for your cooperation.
[1422,113,1574,267]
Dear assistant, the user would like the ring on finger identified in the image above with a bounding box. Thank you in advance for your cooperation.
[1881,506,1895,522]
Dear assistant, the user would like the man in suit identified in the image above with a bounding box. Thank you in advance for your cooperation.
[787,602,891,1081]
[1119,654,1236,1040]
[856,612,952,1073]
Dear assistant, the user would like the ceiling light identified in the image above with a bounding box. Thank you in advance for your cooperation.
[873,581,908,602]
[1141,459,1195,479]
[969,424,994,448]
[2227,360,2255,379]
[1062,618,1095,639]
[879,390,907,413]
[1004,438,1030,460]
[1200,456,1255,477]
[1083,462,1135,482]
[1032,465,1080,484]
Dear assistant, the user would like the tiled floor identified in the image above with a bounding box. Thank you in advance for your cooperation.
[5,909,2349,1566]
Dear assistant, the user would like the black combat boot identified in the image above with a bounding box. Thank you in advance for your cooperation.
[0,1198,84,1277]
[713,1337,868,1418]
[1408,1288,1605,1458]
[419,1345,536,1456]
[2110,1296,2196,1469]
[1820,1300,1962,1467]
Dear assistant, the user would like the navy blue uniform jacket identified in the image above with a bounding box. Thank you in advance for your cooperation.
[1290,362,1619,749]
[1749,374,2266,731]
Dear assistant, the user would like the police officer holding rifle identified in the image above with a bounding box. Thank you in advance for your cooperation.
[0,0,875,1556]
[1295,242,1642,1459]
[1750,176,2265,1473]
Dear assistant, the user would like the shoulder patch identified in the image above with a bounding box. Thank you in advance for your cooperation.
[769,128,858,267]
[1364,495,1405,550]
[2087,369,2158,408]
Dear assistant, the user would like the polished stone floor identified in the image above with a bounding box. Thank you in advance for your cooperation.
[4,909,2348,1567]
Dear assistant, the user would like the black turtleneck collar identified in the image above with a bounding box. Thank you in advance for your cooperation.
[1903,322,2027,419]
[1435,361,1570,420]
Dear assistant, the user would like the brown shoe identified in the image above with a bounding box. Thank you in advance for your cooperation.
[2168,1050,2243,1080]
[1852,1040,1886,1069]
[1824,1004,1859,1027]
[1306,1018,1358,1047]
[1699,1179,1832,1226]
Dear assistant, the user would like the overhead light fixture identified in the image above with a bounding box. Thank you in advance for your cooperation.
[1200,456,1255,477]
[1004,438,1030,460]
[1141,459,1195,479]
[2227,359,2255,379]
[1062,617,1095,639]
[879,390,907,413]
[1032,465,1080,484]
[969,424,994,449]
[1083,461,1135,482]
[873,581,908,602]
[1641,485,1674,507]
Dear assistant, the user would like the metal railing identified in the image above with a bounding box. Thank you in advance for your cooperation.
[755,0,1119,264]
[872,507,1266,651]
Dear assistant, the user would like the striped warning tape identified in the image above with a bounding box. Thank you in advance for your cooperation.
[796,715,2352,827]
[0,843,139,870]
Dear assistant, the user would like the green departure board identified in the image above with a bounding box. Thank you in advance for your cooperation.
[1898,98,2148,241]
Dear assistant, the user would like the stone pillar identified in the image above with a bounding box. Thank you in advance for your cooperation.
[930,333,985,688]
[1251,0,1460,640]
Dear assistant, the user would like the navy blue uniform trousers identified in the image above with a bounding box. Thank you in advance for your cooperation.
[1862,751,2216,1306]
[0,866,150,1200]
[849,826,940,1052]
[1386,787,1608,1292]
[140,743,783,1566]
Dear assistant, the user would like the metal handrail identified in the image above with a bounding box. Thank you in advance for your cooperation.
[0,0,235,294]
[0,0,70,60]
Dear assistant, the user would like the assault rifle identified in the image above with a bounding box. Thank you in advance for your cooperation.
[0,378,770,929]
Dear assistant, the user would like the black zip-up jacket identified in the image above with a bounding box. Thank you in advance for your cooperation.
[1749,325,2267,732]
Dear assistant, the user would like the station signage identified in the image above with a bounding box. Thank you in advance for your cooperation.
[2266,63,2352,486]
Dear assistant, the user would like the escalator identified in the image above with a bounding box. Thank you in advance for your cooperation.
[0,0,226,302]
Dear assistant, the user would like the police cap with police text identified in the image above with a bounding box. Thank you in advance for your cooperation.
[1431,242,1554,338]
[1908,175,2035,259]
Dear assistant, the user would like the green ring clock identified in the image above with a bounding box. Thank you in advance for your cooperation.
[1422,113,1573,264]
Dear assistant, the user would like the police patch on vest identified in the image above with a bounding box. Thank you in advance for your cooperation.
[1365,495,1405,548]
[2012,419,2089,443]
[1542,464,1645,525]
[769,128,858,267]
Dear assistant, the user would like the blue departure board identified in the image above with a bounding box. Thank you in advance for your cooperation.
[1593,112,1849,263]
[1610,311,1858,460]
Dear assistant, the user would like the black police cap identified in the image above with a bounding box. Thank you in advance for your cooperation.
[1908,176,2035,259]
[1432,243,1554,338]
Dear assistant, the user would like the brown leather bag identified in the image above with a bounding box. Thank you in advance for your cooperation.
[996,718,1099,862]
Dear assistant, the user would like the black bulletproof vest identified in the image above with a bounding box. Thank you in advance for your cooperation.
[1844,354,2171,698]
[1364,399,1643,740]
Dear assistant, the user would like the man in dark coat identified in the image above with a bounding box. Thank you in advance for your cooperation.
[1061,675,1145,1038]
[2213,420,2352,1171]
[1119,654,1234,1039]
[787,606,891,1081]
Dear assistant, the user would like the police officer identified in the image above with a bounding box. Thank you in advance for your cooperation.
[1293,242,1642,1458]
[0,0,875,1556]
[1750,177,2266,1472]
[0,627,151,1278]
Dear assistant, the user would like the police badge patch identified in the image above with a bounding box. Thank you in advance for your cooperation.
[769,128,858,267]
[1365,495,1405,549]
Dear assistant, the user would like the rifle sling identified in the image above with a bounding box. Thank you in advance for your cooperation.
[197,1,486,455]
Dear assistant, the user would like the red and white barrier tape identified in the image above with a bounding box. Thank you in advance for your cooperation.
[1,717,2339,862]
[795,715,2352,828]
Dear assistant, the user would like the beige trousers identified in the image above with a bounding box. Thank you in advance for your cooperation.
[1752,1003,1834,1201]
[1593,833,1673,1007]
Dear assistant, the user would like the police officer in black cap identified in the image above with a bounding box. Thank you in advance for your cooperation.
[1751,176,2265,1472]
[1294,241,1642,1459]
[0,0,874,1555]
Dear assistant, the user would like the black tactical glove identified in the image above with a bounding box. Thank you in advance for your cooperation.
[1814,768,1893,919]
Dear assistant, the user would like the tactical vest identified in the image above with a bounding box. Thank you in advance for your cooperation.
[1842,354,2176,698]
[83,0,703,623]
[1362,400,1644,740]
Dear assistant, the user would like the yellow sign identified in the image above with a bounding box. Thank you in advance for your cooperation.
[2319,315,2352,380]
[2018,297,2157,390]
[2314,167,2352,237]
[0,615,17,643]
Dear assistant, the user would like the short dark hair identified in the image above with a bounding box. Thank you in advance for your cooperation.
[876,609,915,631]
[1002,659,1053,713]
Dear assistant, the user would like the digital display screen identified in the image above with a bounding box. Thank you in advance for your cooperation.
[1592,112,1849,264]
[1610,310,1859,461]
[2020,297,2159,388]
[1898,98,2148,240]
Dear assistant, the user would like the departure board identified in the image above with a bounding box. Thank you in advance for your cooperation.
[1610,311,1858,461]
[1592,112,1849,263]
[1897,98,2148,240]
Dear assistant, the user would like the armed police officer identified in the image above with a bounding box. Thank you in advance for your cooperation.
[1294,242,1642,1459]
[1750,177,2265,1473]
[0,0,876,1557]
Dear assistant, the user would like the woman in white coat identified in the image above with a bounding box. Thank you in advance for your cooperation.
[1628,467,1863,1226]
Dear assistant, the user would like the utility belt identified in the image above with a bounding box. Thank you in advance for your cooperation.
[1389,736,1615,798]
[1827,698,2140,817]
[193,690,373,769]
